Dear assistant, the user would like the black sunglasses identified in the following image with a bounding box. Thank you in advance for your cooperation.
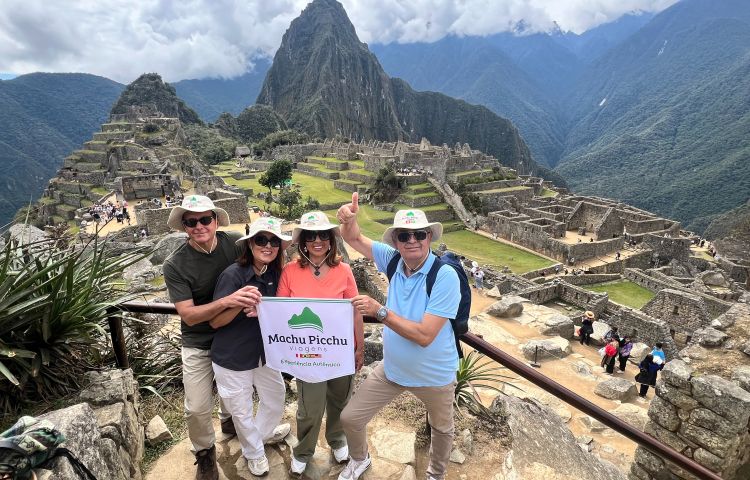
[395,230,429,243]
[303,230,331,242]
[253,235,282,248]
[182,215,215,228]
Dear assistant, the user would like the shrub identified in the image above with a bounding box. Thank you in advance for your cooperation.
[0,236,147,414]
[370,166,403,204]
[142,123,159,134]
[454,351,513,421]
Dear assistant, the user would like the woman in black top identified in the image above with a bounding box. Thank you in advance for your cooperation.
[210,217,292,476]
[579,310,595,345]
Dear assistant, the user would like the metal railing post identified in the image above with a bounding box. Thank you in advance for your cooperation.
[107,307,129,369]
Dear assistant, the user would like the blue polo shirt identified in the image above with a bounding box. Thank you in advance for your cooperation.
[372,242,460,387]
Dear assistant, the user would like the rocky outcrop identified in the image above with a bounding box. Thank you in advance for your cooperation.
[487,296,527,318]
[594,377,637,401]
[491,395,626,480]
[631,360,750,479]
[522,337,571,361]
[37,369,143,480]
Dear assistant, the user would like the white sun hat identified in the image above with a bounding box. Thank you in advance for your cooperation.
[167,195,230,231]
[291,211,340,244]
[382,209,443,248]
[235,216,292,246]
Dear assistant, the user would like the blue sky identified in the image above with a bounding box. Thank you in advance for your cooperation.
[0,0,678,83]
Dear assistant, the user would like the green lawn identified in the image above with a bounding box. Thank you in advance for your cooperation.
[584,280,655,309]
[479,186,531,194]
[441,230,554,273]
[540,188,558,198]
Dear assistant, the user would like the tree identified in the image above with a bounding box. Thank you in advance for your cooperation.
[370,165,402,204]
[259,160,293,204]
[277,186,302,219]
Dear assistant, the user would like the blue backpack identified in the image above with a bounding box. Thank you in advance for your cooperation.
[386,251,472,357]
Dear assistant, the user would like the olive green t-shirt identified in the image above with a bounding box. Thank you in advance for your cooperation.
[163,231,243,349]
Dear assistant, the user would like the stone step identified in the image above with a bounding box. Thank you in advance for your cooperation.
[465,179,523,192]
[396,192,443,208]
[83,140,109,152]
[333,179,361,193]
[305,156,327,166]
[405,183,434,195]
[342,170,374,183]
[101,122,138,133]
[74,149,106,163]
[93,131,134,142]
[447,169,494,183]
[296,163,340,180]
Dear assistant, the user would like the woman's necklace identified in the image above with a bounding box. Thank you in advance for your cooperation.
[253,263,268,276]
[403,253,429,274]
[301,249,329,277]
[191,235,216,255]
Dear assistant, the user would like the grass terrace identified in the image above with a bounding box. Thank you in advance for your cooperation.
[479,186,531,194]
[540,188,558,198]
[441,230,555,274]
[584,280,655,309]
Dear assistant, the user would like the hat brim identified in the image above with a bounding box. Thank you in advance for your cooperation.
[382,222,443,248]
[167,206,230,231]
[584,311,595,319]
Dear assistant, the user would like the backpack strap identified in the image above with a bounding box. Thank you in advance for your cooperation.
[425,256,444,297]
[385,252,401,281]
[54,448,98,480]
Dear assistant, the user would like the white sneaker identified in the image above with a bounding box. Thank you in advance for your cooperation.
[337,454,371,480]
[290,456,307,476]
[264,423,291,445]
[248,455,269,476]
[333,444,349,463]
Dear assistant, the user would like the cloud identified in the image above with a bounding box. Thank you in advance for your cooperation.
[0,0,679,83]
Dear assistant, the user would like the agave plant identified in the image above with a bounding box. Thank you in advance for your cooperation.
[0,235,147,414]
[454,350,514,421]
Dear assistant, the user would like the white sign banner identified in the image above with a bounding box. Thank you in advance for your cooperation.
[257,297,354,383]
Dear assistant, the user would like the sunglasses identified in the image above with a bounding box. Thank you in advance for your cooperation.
[253,235,282,248]
[395,230,429,243]
[303,230,331,242]
[182,215,215,228]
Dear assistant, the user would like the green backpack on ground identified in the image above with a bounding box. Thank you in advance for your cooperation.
[0,416,97,480]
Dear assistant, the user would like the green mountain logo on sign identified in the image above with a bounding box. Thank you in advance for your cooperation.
[406,212,415,216]
[288,307,323,332]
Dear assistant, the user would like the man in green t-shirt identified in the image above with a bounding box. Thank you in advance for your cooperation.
[163,195,262,480]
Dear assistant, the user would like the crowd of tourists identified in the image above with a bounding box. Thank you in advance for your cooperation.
[164,193,459,480]
[578,311,665,399]
[87,201,129,225]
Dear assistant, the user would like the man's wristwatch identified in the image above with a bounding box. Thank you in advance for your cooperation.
[376,306,388,322]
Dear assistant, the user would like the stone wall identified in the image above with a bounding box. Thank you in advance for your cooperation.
[518,280,609,315]
[194,175,228,195]
[641,289,711,336]
[36,369,143,480]
[118,174,177,200]
[602,306,679,360]
[267,144,321,162]
[630,360,750,480]
[624,268,732,318]
[136,198,249,236]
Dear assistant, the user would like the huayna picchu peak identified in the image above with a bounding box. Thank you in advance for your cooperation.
[111,73,202,126]
[256,0,544,179]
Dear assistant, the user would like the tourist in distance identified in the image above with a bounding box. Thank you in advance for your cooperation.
[474,266,485,290]
[618,336,634,373]
[209,217,292,477]
[601,338,619,374]
[277,211,364,477]
[579,311,595,346]
[636,353,664,399]
[650,342,666,363]
[336,193,460,480]
[163,195,262,480]
[603,325,619,344]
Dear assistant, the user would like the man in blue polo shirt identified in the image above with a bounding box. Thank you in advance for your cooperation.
[336,193,460,480]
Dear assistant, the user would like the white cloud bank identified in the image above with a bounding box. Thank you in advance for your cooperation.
[0,0,679,83]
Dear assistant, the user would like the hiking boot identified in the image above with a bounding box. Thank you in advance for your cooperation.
[248,455,270,476]
[337,454,371,480]
[264,423,291,445]
[290,456,307,476]
[333,444,349,463]
[194,445,219,480]
[221,417,236,436]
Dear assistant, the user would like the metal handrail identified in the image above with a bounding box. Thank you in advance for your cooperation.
[112,300,721,480]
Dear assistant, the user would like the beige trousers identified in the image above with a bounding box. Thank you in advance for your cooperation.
[182,347,231,452]
[340,363,456,480]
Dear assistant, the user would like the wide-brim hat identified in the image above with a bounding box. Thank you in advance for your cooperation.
[382,209,442,248]
[236,217,292,247]
[584,310,595,319]
[291,211,339,244]
[167,195,230,231]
